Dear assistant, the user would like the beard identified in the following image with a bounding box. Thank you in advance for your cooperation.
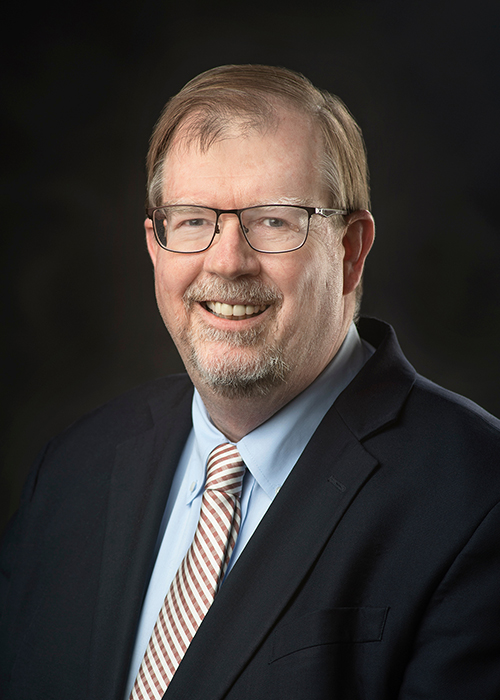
[187,326,290,398]
[180,277,291,398]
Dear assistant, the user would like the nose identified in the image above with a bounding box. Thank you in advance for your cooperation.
[203,213,261,279]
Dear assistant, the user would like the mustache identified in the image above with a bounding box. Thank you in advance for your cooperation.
[184,278,283,307]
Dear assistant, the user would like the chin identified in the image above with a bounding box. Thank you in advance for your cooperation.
[187,344,290,399]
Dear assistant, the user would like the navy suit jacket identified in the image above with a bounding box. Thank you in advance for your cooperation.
[1,318,500,699]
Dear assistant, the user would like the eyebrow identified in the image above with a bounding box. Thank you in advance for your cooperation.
[156,197,319,208]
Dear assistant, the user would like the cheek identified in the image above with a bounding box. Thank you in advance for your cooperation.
[291,244,343,301]
[317,238,345,296]
[293,256,345,339]
[268,257,334,337]
[153,260,191,327]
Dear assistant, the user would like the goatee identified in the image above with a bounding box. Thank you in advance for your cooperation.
[182,277,290,397]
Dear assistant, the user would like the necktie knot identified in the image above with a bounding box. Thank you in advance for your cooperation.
[205,443,245,496]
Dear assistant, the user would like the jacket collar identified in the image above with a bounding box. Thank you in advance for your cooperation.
[336,317,416,439]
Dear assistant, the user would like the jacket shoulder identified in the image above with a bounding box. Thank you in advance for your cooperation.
[406,373,500,454]
[49,373,194,449]
[355,317,500,442]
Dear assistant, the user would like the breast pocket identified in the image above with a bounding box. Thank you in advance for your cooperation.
[270,607,389,663]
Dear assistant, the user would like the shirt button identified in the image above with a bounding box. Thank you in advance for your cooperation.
[190,481,197,493]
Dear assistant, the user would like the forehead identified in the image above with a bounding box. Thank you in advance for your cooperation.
[162,107,327,205]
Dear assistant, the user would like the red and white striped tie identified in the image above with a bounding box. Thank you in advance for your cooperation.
[130,443,245,699]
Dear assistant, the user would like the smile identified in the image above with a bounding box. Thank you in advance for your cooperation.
[205,301,268,319]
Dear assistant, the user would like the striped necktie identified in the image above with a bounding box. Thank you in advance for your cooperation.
[130,443,245,699]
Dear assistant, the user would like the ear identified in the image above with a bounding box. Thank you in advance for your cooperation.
[342,209,375,296]
[145,217,158,266]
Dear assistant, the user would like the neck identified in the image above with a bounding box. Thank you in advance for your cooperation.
[195,382,302,442]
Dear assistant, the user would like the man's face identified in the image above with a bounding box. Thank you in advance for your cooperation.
[146,108,366,407]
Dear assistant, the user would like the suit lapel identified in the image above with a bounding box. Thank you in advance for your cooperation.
[88,380,193,700]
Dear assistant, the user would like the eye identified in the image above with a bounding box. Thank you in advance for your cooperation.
[180,218,209,228]
[245,206,303,233]
[263,217,286,228]
[169,209,214,231]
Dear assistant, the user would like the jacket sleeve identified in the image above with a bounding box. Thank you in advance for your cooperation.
[0,444,47,621]
[398,500,500,699]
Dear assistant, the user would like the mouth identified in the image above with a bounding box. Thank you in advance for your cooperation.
[204,301,268,320]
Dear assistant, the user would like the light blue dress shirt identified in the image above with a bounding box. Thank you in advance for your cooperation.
[125,324,374,695]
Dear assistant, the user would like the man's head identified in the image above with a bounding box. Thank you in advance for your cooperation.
[144,65,374,435]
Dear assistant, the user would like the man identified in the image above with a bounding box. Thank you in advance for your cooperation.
[1,64,499,700]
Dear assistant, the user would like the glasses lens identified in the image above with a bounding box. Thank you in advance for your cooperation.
[154,206,217,252]
[241,206,308,252]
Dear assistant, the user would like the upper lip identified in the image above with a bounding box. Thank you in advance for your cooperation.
[204,299,266,306]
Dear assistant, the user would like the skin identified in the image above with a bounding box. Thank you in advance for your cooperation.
[145,107,374,441]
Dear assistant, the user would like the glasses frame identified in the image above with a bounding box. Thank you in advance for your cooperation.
[146,203,349,254]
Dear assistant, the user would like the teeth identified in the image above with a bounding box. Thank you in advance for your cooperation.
[206,301,266,318]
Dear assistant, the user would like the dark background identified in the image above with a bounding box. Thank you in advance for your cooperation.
[2,0,499,533]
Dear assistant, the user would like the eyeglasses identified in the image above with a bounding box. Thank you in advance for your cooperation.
[146,204,348,254]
